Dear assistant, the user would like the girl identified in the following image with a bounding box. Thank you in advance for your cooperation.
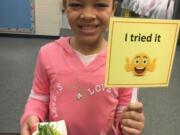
[20,0,145,135]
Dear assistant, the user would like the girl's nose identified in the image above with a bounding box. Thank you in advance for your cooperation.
[80,7,96,20]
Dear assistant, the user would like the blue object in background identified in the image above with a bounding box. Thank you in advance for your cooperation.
[0,0,31,29]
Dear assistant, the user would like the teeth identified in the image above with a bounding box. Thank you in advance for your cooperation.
[81,26,96,29]
[78,24,98,34]
[136,67,144,70]
[135,67,145,74]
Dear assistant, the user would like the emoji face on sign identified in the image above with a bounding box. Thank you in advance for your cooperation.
[125,53,156,76]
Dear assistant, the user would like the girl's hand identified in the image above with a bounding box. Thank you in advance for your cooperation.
[21,115,39,135]
[120,102,145,135]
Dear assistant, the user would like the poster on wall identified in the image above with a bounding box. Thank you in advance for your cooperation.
[0,0,35,34]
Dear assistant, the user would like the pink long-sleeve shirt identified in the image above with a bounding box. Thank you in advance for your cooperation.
[20,37,133,135]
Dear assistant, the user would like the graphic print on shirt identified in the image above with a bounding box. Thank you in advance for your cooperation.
[52,79,118,98]
[49,73,120,122]
[76,83,119,100]
[50,82,64,118]
[54,82,63,94]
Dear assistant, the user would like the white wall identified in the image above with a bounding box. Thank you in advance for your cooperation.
[35,0,62,36]
[61,12,70,29]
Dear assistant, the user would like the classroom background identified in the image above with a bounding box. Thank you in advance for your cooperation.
[0,0,180,135]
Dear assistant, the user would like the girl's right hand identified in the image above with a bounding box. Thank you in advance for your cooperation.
[21,115,39,135]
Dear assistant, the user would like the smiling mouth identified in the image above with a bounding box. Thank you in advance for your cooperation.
[79,25,98,29]
[135,67,145,74]
[78,24,99,34]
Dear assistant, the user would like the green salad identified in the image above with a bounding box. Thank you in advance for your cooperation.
[36,123,61,135]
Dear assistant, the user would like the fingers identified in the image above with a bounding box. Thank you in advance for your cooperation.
[27,115,39,133]
[21,115,39,135]
[121,125,143,135]
[122,102,145,123]
[121,110,145,122]
[121,118,144,131]
[21,124,31,135]
[120,102,145,135]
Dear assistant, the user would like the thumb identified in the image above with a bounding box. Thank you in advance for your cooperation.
[126,102,143,113]
[21,115,39,135]
[27,115,39,133]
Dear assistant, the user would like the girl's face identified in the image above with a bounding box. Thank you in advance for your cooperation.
[63,0,116,45]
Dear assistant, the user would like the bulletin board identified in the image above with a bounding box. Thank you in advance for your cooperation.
[0,0,35,34]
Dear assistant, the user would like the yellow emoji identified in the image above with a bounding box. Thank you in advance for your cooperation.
[125,53,156,76]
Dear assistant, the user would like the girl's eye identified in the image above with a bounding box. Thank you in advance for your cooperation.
[68,3,82,8]
[94,3,109,8]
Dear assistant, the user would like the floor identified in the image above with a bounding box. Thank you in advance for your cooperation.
[0,35,180,135]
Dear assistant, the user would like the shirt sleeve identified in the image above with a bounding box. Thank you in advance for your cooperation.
[113,88,138,135]
[20,47,50,126]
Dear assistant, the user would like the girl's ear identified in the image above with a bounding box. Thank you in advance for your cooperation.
[112,1,118,16]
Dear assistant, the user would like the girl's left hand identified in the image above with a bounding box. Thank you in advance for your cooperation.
[120,102,145,135]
